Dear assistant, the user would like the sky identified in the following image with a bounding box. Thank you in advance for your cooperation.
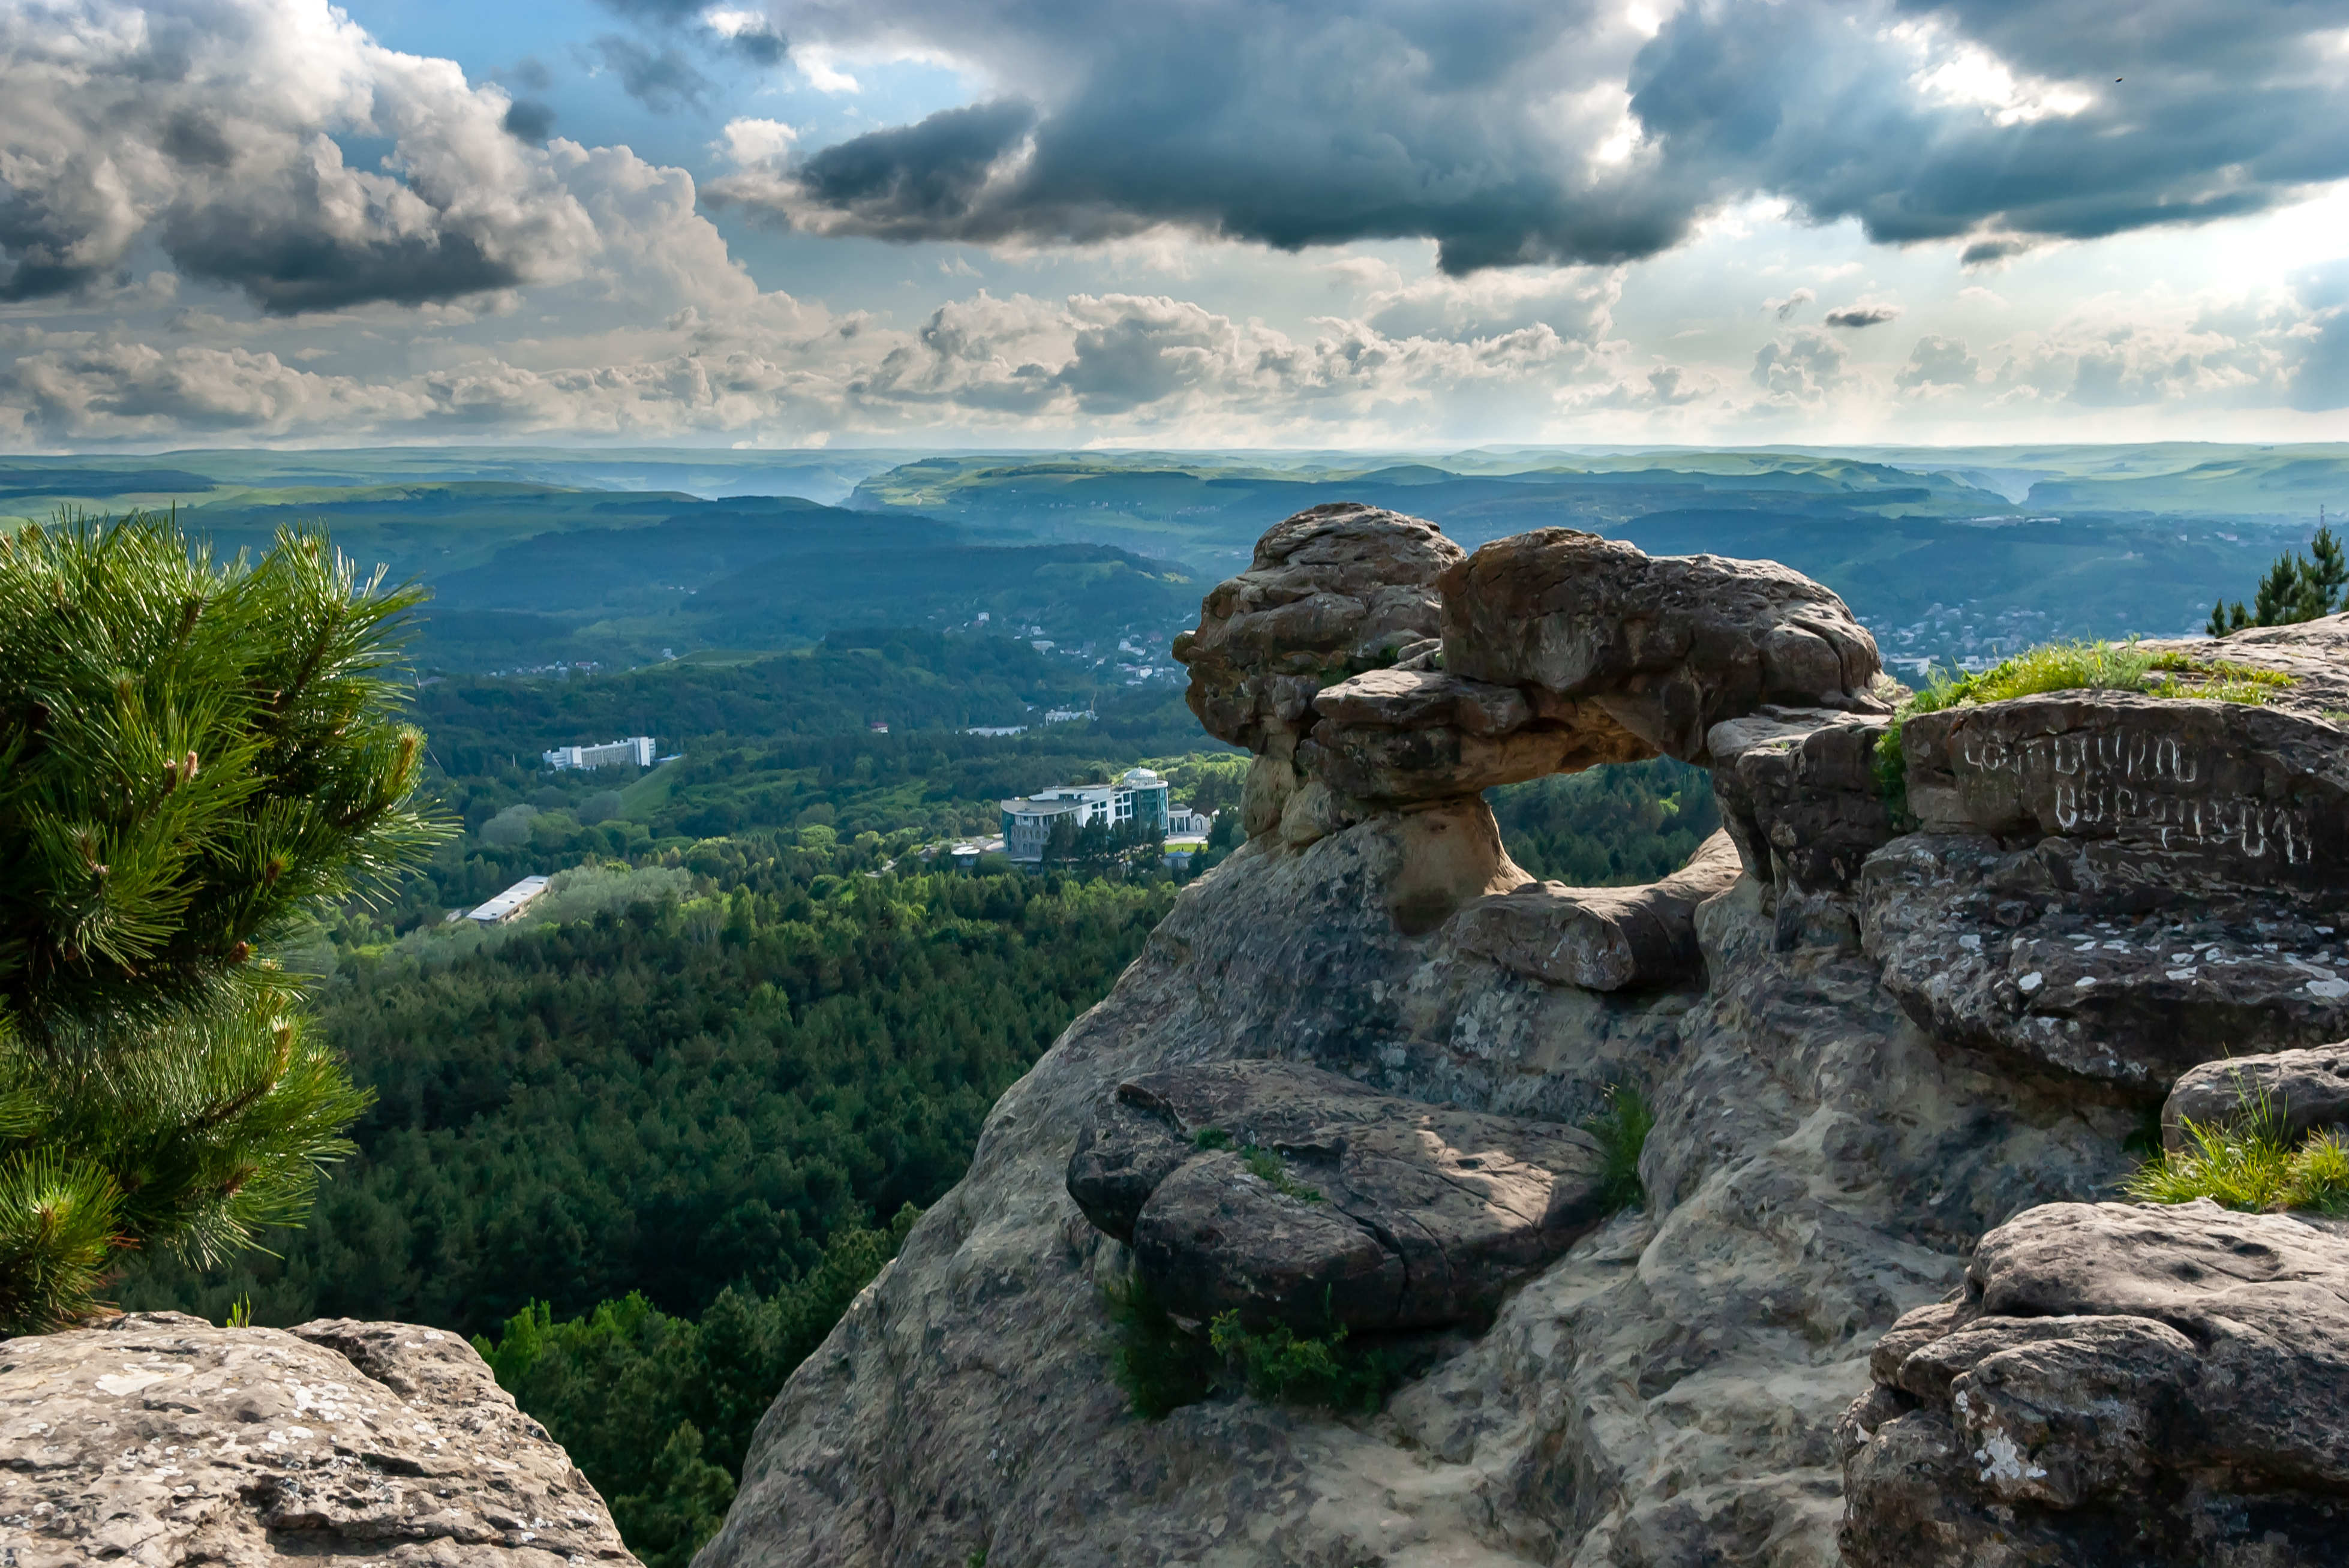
[1,0,2346,452]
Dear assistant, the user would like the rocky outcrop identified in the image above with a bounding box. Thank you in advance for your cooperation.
[1445,829,1743,990]
[1840,1200,2349,1567]
[2164,1042,2349,1149]
[0,1311,635,1567]
[1065,1061,1611,1332]
[1438,527,1890,764]
[698,504,2165,1568]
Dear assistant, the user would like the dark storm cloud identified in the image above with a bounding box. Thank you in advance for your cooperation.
[737,0,2349,272]
[594,0,789,66]
[502,100,557,142]
[594,36,715,112]
[1824,304,1902,328]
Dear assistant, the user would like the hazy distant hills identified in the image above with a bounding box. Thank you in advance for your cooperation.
[5,442,2347,674]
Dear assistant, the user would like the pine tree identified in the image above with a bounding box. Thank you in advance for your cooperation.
[0,510,445,1331]
[2210,524,2348,636]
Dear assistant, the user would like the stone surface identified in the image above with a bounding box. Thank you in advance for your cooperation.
[1840,1200,2349,1567]
[1902,693,2349,888]
[2164,1042,2349,1150]
[1444,830,1742,991]
[1172,503,1463,758]
[1862,833,2349,1089]
[1438,528,1887,764]
[1708,706,1896,950]
[0,1311,635,1567]
[1300,666,1650,806]
[1067,1060,1611,1332]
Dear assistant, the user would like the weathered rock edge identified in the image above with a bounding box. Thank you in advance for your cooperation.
[0,1311,637,1567]
[1065,1059,1611,1331]
[1839,1200,2349,1567]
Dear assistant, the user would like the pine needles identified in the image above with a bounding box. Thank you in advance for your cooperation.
[0,509,447,1331]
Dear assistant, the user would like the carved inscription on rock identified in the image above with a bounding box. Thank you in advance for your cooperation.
[1903,696,2349,887]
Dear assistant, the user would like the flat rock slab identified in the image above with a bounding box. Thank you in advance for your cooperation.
[0,1312,635,1567]
[1437,528,1885,764]
[1840,1200,2349,1567]
[1902,693,2349,891]
[2165,1043,2349,1150]
[1446,830,1741,990]
[1861,833,2349,1088]
[1066,1060,1609,1332]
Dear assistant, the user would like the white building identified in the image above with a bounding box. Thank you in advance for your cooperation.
[465,875,550,924]
[999,768,1172,861]
[542,736,656,771]
[1168,805,1215,836]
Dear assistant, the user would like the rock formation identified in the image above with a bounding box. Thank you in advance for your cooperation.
[697,512,2349,1568]
[0,1311,636,1566]
[2164,1041,2349,1149]
[1066,1061,1612,1332]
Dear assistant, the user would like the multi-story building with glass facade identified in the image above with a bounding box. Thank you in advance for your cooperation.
[999,768,1171,861]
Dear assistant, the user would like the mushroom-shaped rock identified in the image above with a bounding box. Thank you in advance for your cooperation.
[1437,528,1886,764]
[1173,503,1464,755]
[1066,1061,1609,1333]
[1839,1200,2349,1567]
[0,1311,638,1566]
[1297,667,1622,804]
[1446,830,1742,990]
[2163,1043,2349,1151]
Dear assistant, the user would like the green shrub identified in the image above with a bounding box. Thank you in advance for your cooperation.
[1193,1125,1231,1150]
[1101,1277,1404,1419]
[1583,1083,1655,1213]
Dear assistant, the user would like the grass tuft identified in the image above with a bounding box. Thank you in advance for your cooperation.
[1192,1126,1230,1151]
[1241,1145,1323,1203]
[2125,1119,2349,1216]
[1582,1083,1655,1214]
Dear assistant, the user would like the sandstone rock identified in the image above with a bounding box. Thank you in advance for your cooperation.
[1902,693,2349,889]
[0,1311,634,1567]
[1840,1199,2349,1567]
[1438,528,1887,764]
[1173,503,1463,756]
[1444,830,1741,991]
[1862,833,2349,1088]
[2149,614,2349,714]
[1299,667,1645,806]
[1708,706,1897,950]
[1066,1061,1611,1332]
[2164,1042,2349,1150]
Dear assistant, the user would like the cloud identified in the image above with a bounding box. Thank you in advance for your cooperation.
[593,36,715,113]
[1896,332,1982,391]
[503,101,557,143]
[1750,331,1849,404]
[707,0,2349,272]
[1765,288,1815,321]
[1825,303,1903,328]
[0,0,599,311]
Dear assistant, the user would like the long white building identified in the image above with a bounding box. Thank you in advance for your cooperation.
[542,736,656,771]
[999,768,1171,862]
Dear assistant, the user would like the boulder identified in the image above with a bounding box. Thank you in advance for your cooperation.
[1299,667,1649,806]
[1840,1200,2349,1567]
[1900,693,2349,890]
[1862,833,2349,1088]
[1066,1061,1611,1332]
[1437,528,1887,764]
[2163,1042,2349,1151]
[1445,830,1742,990]
[0,1311,635,1567]
[1708,706,1897,949]
[1173,503,1463,756]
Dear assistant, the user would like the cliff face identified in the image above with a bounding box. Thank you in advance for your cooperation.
[701,506,2349,1568]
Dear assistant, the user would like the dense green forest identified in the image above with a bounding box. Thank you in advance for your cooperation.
[1487,758,1721,884]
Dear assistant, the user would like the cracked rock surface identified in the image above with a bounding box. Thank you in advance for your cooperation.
[1065,1059,1611,1332]
[0,1312,635,1567]
[1839,1200,2349,1567]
